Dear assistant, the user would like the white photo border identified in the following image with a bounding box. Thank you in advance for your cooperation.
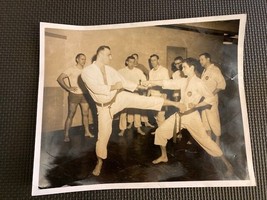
[32,14,255,196]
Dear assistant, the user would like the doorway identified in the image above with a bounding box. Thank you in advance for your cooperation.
[166,46,187,77]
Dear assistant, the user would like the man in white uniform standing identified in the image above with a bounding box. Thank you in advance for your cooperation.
[148,54,170,127]
[118,55,147,136]
[57,53,94,142]
[132,53,154,128]
[81,45,183,176]
[199,53,226,146]
[142,58,233,175]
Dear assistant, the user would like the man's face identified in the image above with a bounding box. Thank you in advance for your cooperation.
[199,55,209,67]
[100,48,112,65]
[150,56,159,68]
[127,58,135,69]
[77,55,86,67]
[182,62,192,76]
[174,59,182,70]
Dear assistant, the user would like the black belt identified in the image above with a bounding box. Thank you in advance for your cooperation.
[95,101,112,107]
[173,108,196,143]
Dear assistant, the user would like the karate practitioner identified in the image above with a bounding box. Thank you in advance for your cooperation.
[57,53,94,142]
[199,53,226,146]
[148,54,170,127]
[142,58,233,175]
[118,55,147,136]
[81,45,183,176]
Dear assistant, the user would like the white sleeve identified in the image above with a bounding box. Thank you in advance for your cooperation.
[215,68,226,90]
[163,68,170,79]
[62,67,72,77]
[162,79,183,90]
[137,69,147,81]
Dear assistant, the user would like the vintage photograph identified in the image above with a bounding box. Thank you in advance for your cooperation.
[32,14,255,196]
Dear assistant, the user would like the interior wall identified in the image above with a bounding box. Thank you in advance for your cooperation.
[43,26,225,132]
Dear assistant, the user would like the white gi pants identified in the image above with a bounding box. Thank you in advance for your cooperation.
[154,111,223,157]
[96,91,164,159]
[119,108,142,130]
[201,98,221,136]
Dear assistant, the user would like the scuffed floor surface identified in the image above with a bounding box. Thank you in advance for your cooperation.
[39,119,248,189]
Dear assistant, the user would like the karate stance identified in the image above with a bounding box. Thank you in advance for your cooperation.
[142,58,233,175]
[81,46,183,176]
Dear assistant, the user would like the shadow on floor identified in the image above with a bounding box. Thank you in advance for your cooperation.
[39,119,248,189]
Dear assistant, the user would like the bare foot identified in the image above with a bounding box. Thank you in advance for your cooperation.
[137,127,146,135]
[92,161,103,176]
[152,156,168,164]
[85,132,94,138]
[118,130,125,136]
[64,135,70,142]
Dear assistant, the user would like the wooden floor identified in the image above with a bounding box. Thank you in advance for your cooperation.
[39,118,248,188]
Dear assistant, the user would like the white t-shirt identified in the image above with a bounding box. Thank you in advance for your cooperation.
[149,65,169,96]
[119,67,146,84]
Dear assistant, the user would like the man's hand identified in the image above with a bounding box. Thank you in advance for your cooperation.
[68,87,78,92]
[141,80,151,87]
[137,85,148,90]
[111,82,123,91]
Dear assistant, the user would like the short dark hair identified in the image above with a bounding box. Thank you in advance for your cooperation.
[150,54,159,60]
[199,53,211,60]
[125,55,135,66]
[96,45,110,56]
[174,56,183,61]
[182,57,200,68]
[91,54,97,63]
[132,53,138,58]
[75,53,86,63]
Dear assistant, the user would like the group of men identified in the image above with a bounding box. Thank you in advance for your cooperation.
[57,45,232,177]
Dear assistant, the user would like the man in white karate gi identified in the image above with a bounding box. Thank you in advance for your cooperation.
[142,57,233,175]
[199,53,226,146]
[81,45,183,176]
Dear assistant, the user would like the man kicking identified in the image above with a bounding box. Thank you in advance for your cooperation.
[81,45,183,176]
